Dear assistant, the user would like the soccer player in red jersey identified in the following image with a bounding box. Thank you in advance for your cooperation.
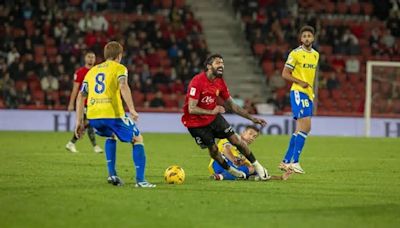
[182,54,270,180]
[65,51,103,153]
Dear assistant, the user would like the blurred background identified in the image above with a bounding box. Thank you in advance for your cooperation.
[0,0,399,122]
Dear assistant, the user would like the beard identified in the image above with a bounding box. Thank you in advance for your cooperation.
[302,40,312,48]
[212,67,224,77]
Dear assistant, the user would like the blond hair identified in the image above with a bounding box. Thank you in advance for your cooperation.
[104,41,123,60]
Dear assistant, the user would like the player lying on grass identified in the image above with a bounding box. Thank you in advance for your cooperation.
[209,125,292,181]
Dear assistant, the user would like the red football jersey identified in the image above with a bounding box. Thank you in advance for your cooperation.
[181,72,230,128]
[74,66,90,85]
[73,66,90,105]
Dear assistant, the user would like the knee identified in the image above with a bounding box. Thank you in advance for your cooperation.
[133,134,144,144]
[228,135,241,147]
[208,145,219,159]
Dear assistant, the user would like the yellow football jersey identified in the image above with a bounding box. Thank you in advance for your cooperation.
[83,60,128,119]
[208,138,251,174]
[285,46,319,100]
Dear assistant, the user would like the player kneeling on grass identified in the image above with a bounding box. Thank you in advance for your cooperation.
[74,41,155,188]
[209,125,292,181]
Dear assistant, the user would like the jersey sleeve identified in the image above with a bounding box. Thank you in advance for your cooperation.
[219,80,230,101]
[80,78,88,95]
[74,69,84,83]
[188,77,201,100]
[117,65,128,81]
[285,51,297,70]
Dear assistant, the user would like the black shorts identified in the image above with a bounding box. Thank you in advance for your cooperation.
[187,114,235,149]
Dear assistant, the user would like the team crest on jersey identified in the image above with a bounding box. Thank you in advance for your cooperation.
[190,87,196,96]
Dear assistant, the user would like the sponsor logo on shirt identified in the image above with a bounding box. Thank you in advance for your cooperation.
[201,96,215,105]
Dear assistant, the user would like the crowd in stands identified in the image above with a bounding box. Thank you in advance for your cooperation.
[0,0,210,111]
[2,0,400,117]
[234,0,400,116]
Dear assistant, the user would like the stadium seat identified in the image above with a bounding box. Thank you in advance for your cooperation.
[32,91,45,104]
[331,89,342,100]
[262,61,274,76]
[146,93,156,102]
[15,81,27,92]
[253,43,266,57]
[336,2,348,14]
[362,3,374,15]
[157,84,170,94]
[164,95,179,108]
[349,3,361,14]
[133,91,145,107]
[318,89,330,101]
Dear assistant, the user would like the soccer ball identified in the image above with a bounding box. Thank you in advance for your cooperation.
[164,165,185,184]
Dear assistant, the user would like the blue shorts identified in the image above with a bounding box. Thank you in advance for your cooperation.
[290,90,313,120]
[211,159,250,177]
[88,116,140,142]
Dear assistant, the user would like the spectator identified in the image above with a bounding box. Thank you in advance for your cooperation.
[78,12,94,32]
[82,0,97,12]
[92,12,109,32]
[41,74,59,92]
[141,78,156,94]
[170,79,185,94]
[153,67,169,84]
[149,91,165,108]
[345,57,360,73]
[54,22,68,39]
[341,29,360,55]
[17,83,32,105]
[7,47,20,66]
[381,29,396,50]
[1,72,17,108]
[327,72,339,91]
[243,98,257,114]
[319,53,332,72]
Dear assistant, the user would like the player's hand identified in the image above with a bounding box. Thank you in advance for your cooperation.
[67,104,74,112]
[74,121,85,139]
[299,81,310,88]
[251,117,267,127]
[212,105,225,115]
[129,110,139,121]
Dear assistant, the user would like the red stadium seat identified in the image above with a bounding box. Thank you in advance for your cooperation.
[161,0,173,8]
[363,3,374,15]
[32,91,45,104]
[262,61,274,76]
[146,93,156,102]
[175,0,186,8]
[318,89,330,101]
[319,45,333,55]
[331,89,342,100]
[133,91,145,107]
[34,45,45,55]
[253,43,266,57]
[336,2,348,14]
[349,3,361,14]
[157,84,170,94]
[15,81,27,92]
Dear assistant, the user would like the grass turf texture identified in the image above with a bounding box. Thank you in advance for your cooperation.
[0,132,399,228]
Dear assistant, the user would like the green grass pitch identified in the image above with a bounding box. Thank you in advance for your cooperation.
[1,132,399,227]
